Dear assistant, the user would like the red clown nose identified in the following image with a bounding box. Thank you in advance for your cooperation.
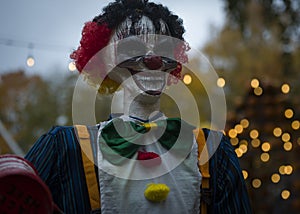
[143,55,163,70]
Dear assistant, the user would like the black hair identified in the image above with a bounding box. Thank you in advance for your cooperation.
[92,0,185,40]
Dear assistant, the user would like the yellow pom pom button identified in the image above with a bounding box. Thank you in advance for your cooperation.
[144,183,170,202]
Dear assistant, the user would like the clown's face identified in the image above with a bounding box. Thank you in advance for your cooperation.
[107,16,178,99]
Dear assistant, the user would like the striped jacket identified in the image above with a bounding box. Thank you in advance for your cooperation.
[25,125,252,214]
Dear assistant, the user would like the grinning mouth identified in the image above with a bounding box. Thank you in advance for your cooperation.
[129,69,166,96]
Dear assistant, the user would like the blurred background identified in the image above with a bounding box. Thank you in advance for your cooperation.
[0,0,299,213]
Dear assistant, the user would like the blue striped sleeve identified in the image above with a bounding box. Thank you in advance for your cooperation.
[25,126,92,214]
[204,129,252,214]
[25,127,59,189]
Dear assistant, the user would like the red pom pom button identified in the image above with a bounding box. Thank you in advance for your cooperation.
[137,151,161,167]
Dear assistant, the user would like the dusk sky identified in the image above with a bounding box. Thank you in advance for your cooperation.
[0,0,225,78]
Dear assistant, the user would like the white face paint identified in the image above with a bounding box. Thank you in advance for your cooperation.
[106,16,176,119]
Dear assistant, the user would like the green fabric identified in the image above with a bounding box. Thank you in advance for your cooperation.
[99,118,194,165]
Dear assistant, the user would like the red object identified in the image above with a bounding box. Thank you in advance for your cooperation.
[0,155,60,214]
[137,151,162,167]
[70,21,112,74]
[143,55,163,70]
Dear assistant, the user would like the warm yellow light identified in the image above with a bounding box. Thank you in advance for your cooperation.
[235,148,243,158]
[252,178,262,188]
[279,165,286,175]
[282,133,291,142]
[284,165,293,175]
[291,120,300,130]
[281,190,290,200]
[260,153,270,162]
[242,170,248,180]
[251,139,261,148]
[240,144,248,154]
[217,77,226,87]
[283,142,293,151]
[273,127,282,137]
[297,138,300,146]
[68,62,77,71]
[271,173,280,183]
[251,78,259,88]
[230,138,239,146]
[261,142,271,152]
[254,87,263,96]
[26,56,35,67]
[240,140,248,146]
[228,129,238,138]
[284,109,294,119]
[250,129,259,139]
[281,84,290,94]
[183,74,192,85]
[240,119,249,128]
[235,124,243,134]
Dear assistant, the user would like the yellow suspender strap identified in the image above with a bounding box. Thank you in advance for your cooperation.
[75,125,101,210]
[193,128,210,214]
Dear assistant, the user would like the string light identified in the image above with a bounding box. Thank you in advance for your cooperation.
[252,178,262,188]
[228,129,238,138]
[235,124,243,134]
[26,56,35,67]
[279,165,293,175]
[281,83,290,94]
[283,142,292,151]
[254,87,263,96]
[281,133,291,142]
[217,77,226,87]
[240,139,248,146]
[281,190,290,200]
[261,142,271,152]
[260,153,270,162]
[183,74,192,85]
[235,148,243,158]
[26,43,35,67]
[240,119,249,128]
[251,78,260,88]
[271,173,280,183]
[291,120,300,130]
[230,138,239,146]
[240,144,248,154]
[279,165,285,175]
[250,129,259,139]
[242,170,248,180]
[284,165,293,175]
[284,109,294,119]
[68,62,77,71]
[273,127,282,137]
[0,37,75,70]
[251,139,261,148]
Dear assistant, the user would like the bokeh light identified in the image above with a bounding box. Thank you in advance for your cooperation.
[26,56,35,67]
[252,178,262,188]
[284,109,294,119]
[281,190,290,200]
[260,153,270,162]
[271,173,280,183]
[273,127,282,137]
[183,74,192,85]
[281,84,290,94]
[250,129,259,139]
[217,77,226,87]
[251,78,259,88]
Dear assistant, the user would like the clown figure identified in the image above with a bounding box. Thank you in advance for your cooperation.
[25,0,252,213]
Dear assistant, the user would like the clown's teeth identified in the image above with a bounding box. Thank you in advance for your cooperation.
[132,71,166,93]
